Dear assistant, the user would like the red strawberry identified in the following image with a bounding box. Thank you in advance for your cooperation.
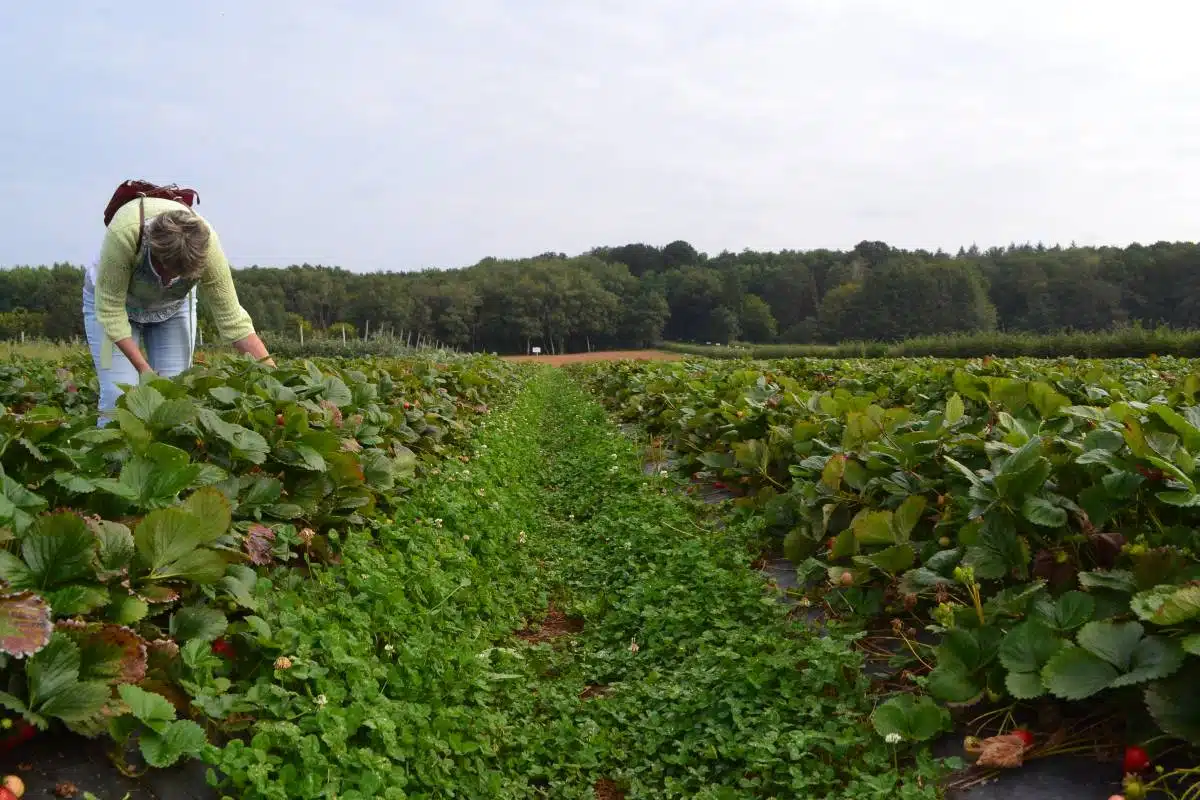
[211,638,235,659]
[1011,729,1034,748]
[1123,744,1151,773]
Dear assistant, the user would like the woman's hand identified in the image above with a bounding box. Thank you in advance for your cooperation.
[232,333,274,367]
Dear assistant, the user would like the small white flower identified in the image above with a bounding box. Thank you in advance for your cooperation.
[659,470,668,479]
[384,644,394,653]
[316,694,328,707]
[885,733,902,744]
[629,639,640,654]
[462,534,471,541]
[434,518,444,528]
[518,531,527,544]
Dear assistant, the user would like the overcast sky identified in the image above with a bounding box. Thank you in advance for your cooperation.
[2,1,1198,273]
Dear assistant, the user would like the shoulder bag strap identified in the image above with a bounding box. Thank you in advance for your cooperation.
[135,197,146,253]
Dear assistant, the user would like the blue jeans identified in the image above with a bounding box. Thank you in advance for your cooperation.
[82,281,197,423]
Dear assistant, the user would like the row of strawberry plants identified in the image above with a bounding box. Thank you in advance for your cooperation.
[574,355,1200,792]
[0,353,519,770]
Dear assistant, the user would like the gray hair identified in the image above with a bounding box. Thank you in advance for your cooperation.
[145,210,210,280]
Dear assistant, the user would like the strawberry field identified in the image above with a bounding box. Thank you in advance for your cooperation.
[1,348,1197,798]
[575,355,1200,797]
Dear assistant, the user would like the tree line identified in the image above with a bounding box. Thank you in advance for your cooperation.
[2,239,1200,352]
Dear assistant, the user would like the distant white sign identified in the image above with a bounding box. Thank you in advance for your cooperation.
[531,346,542,355]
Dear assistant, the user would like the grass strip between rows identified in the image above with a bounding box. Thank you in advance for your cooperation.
[204,368,943,799]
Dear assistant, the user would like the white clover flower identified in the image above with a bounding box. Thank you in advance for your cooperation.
[384,644,394,653]
[660,470,668,479]
[316,694,328,707]
[518,531,527,544]
[885,733,902,744]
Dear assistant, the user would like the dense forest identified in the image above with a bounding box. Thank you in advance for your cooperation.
[2,239,1199,353]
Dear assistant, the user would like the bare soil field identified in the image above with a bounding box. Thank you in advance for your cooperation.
[504,349,680,365]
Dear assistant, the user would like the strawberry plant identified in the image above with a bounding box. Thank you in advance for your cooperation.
[0,350,517,776]
[577,355,1200,769]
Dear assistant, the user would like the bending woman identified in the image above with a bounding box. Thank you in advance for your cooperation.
[83,196,273,421]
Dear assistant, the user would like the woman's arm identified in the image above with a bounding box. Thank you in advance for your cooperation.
[231,332,275,367]
[114,338,153,373]
[194,221,271,367]
[94,214,142,346]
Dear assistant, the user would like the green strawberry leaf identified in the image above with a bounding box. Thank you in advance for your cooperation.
[1042,646,1119,700]
[198,409,269,465]
[944,393,964,425]
[117,684,176,733]
[851,510,896,546]
[892,496,926,541]
[926,663,983,704]
[170,605,228,643]
[48,585,110,616]
[1108,636,1185,688]
[37,680,110,723]
[872,694,951,742]
[181,487,232,544]
[1145,675,1200,745]
[1004,670,1045,700]
[1077,620,1143,670]
[1077,569,1137,593]
[106,592,150,626]
[122,385,165,424]
[90,520,135,579]
[1130,585,1200,626]
[140,719,207,768]
[22,512,97,590]
[1021,497,1067,528]
[999,621,1063,674]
